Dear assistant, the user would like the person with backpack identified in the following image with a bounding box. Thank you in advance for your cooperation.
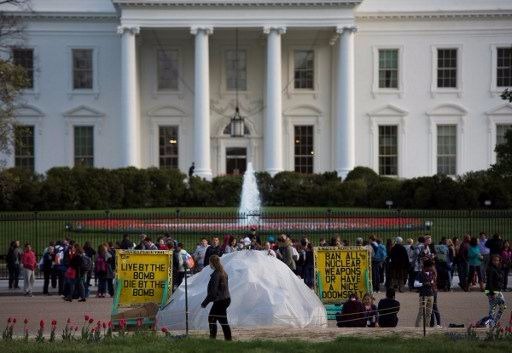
[95,244,111,298]
[64,244,86,302]
[6,240,22,290]
[41,245,54,295]
[370,236,387,293]
[52,242,66,295]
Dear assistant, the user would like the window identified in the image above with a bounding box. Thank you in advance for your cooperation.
[12,49,34,89]
[14,125,34,171]
[159,126,178,169]
[437,49,457,88]
[496,124,512,146]
[437,125,457,175]
[378,49,399,89]
[225,49,247,91]
[294,125,313,174]
[497,48,512,87]
[72,49,93,89]
[378,126,398,176]
[294,50,314,89]
[157,49,179,90]
[74,126,94,167]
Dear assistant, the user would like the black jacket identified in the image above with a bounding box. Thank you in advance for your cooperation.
[485,264,503,295]
[204,246,221,267]
[202,270,230,307]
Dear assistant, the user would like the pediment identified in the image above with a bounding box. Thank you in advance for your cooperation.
[368,104,407,117]
[15,104,44,117]
[283,105,322,117]
[63,105,105,118]
[427,103,467,116]
[486,103,512,116]
[147,105,188,117]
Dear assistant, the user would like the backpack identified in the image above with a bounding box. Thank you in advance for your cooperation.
[80,255,93,273]
[374,243,387,262]
[95,256,107,273]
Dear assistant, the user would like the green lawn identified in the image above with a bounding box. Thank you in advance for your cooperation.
[1,335,510,353]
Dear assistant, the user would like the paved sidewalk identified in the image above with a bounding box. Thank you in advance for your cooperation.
[0,279,101,297]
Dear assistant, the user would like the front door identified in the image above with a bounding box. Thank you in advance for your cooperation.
[226,147,247,175]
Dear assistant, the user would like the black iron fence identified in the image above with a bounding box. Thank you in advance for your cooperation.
[1,209,511,279]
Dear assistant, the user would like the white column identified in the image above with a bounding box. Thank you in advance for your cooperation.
[191,26,213,180]
[118,25,140,167]
[335,26,357,179]
[263,26,286,176]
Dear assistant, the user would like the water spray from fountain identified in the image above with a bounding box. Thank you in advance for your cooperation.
[239,162,261,226]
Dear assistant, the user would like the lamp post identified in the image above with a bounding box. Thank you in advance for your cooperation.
[484,200,492,234]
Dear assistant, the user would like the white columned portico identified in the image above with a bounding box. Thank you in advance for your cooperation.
[263,26,286,176]
[191,26,213,180]
[335,26,356,179]
[118,25,141,167]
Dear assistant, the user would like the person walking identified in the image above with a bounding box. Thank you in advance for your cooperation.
[21,243,37,297]
[485,254,506,327]
[6,240,22,290]
[201,255,232,341]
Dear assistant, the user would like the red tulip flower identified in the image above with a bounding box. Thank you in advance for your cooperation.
[102,322,107,329]
[161,327,169,333]
[7,317,11,323]
[67,318,71,324]
[84,315,90,322]
[12,318,16,324]
[40,320,45,328]
[24,318,28,325]
[89,318,94,324]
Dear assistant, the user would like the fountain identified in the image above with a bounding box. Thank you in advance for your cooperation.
[238,162,261,226]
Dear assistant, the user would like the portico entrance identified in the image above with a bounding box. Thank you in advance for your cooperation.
[226,147,247,175]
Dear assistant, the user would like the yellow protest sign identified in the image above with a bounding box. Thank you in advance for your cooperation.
[115,250,172,307]
[314,247,371,304]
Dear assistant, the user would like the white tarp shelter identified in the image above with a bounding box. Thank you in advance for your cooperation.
[156,250,327,330]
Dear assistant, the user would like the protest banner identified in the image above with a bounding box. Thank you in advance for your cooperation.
[112,250,172,326]
[314,247,371,304]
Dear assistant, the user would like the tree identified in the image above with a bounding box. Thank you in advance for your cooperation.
[501,89,512,103]
[0,0,31,158]
[492,129,512,177]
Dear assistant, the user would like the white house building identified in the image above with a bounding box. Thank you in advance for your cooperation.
[1,0,512,180]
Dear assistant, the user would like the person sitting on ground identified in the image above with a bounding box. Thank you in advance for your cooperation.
[362,293,379,327]
[336,293,366,327]
[377,288,400,327]
[485,254,506,327]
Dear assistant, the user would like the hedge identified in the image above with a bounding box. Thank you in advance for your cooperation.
[0,166,511,211]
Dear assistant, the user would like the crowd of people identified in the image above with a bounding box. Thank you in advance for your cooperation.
[4,230,511,328]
